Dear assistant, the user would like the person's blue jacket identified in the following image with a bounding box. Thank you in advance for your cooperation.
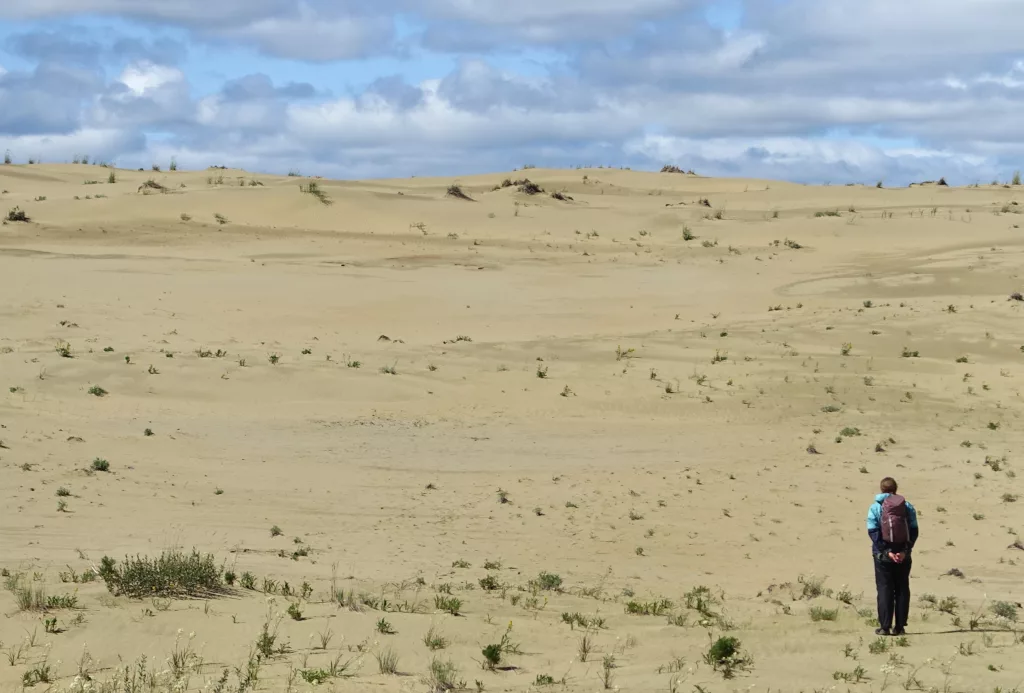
[867,493,919,557]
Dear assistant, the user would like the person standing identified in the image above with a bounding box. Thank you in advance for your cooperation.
[867,477,919,636]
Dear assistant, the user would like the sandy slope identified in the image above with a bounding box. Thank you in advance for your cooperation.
[1,163,1023,692]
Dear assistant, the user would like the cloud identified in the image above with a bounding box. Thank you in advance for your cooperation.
[215,9,395,62]
[1,1,1023,184]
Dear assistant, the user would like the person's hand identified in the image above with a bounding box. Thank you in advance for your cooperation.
[888,551,901,563]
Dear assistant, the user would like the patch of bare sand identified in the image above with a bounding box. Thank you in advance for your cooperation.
[2,164,1023,691]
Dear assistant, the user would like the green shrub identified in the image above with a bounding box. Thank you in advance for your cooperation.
[90,458,110,472]
[703,636,752,678]
[98,549,224,598]
[533,571,562,591]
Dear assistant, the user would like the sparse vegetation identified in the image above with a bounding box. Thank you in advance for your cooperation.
[300,181,333,205]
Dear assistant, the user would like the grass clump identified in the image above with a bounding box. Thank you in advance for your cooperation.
[375,647,399,675]
[87,385,107,397]
[625,598,673,616]
[435,595,462,615]
[424,625,449,650]
[90,458,110,472]
[810,606,839,622]
[424,657,463,691]
[97,549,224,598]
[5,572,46,611]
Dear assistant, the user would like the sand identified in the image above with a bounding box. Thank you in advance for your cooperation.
[1,163,1023,691]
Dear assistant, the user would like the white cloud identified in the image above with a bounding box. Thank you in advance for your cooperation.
[117,61,184,96]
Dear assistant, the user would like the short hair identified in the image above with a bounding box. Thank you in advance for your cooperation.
[880,477,898,494]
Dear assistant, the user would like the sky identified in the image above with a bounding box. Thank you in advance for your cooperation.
[0,0,1022,185]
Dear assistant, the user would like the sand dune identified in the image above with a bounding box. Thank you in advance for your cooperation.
[2,163,1023,691]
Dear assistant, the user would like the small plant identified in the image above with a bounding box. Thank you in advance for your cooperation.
[380,363,398,375]
[901,347,920,358]
[536,365,548,379]
[479,575,500,591]
[214,213,228,224]
[268,353,280,365]
[497,489,510,504]
[87,385,107,397]
[270,525,283,537]
[55,340,72,358]
[90,458,110,472]
[144,428,154,436]
[840,342,852,356]
[286,602,303,620]
[56,486,71,497]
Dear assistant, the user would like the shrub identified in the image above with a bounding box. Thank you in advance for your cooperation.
[6,206,29,222]
[482,643,502,670]
[703,636,752,678]
[88,385,107,397]
[518,179,544,195]
[479,574,500,591]
[446,183,474,201]
[98,549,224,598]
[90,458,110,472]
[991,601,1018,621]
[533,571,563,591]
[300,181,333,205]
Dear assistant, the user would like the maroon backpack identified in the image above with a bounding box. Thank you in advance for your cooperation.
[879,494,910,545]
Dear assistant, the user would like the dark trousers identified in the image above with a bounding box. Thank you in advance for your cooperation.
[874,556,912,631]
